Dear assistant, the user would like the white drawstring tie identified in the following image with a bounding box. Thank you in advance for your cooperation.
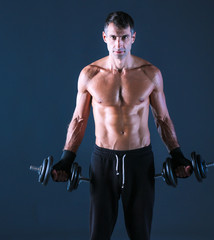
[115,154,126,188]
[115,154,119,176]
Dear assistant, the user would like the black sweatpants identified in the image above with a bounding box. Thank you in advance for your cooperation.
[89,144,155,240]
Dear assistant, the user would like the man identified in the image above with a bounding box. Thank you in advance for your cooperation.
[51,11,192,240]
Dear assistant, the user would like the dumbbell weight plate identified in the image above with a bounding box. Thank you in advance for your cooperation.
[165,158,177,187]
[197,154,207,179]
[38,158,48,184]
[162,161,171,185]
[191,152,203,182]
[67,163,79,192]
[43,156,53,186]
[72,163,79,190]
[75,165,82,189]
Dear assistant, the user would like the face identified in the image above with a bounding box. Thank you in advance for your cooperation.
[103,23,136,59]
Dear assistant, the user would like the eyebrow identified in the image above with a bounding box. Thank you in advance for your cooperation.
[109,34,130,37]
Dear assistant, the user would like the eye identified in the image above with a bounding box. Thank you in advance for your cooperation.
[110,35,117,40]
[122,35,129,40]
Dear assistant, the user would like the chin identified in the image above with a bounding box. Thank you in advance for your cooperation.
[113,53,127,59]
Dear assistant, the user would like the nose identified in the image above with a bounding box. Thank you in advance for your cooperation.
[115,37,122,49]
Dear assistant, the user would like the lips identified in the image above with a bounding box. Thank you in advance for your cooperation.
[114,49,125,54]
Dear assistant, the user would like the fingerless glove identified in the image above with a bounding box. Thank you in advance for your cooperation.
[52,150,76,177]
[170,147,192,169]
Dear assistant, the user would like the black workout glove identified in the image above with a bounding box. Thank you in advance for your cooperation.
[170,147,192,170]
[51,150,76,181]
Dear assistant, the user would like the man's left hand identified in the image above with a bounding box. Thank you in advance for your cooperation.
[170,147,193,178]
[174,165,192,178]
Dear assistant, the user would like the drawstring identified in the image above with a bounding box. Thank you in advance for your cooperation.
[115,154,119,176]
[115,154,126,188]
[122,154,126,188]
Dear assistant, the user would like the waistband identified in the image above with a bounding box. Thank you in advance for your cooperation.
[93,144,152,157]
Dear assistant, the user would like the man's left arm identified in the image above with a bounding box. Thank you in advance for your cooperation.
[149,67,192,177]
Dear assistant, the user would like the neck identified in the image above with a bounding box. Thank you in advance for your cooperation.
[108,54,133,71]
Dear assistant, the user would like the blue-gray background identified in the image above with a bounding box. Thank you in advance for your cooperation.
[1,0,214,239]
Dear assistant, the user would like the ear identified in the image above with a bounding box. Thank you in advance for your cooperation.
[131,32,136,44]
[102,31,107,43]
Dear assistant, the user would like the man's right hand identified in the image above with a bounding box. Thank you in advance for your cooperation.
[51,150,76,182]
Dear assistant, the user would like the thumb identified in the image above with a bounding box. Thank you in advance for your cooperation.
[185,165,193,176]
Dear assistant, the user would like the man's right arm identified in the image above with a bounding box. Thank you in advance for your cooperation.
[64,77,92,153]
[51,67,92,182]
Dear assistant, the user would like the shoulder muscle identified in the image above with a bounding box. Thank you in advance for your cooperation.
[142,65,163,91]
[78,65,100,93]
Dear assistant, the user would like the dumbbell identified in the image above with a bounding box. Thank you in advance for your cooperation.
[30,157,90,192]
[155,151,214,187]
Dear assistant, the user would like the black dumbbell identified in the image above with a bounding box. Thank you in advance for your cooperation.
[30,157,90,192]
[155,151,214,187]
[191,151,214,182]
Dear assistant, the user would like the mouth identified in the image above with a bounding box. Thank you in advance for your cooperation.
[114,51,125,55]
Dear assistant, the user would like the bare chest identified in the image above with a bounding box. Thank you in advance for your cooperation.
[88,70,155,106]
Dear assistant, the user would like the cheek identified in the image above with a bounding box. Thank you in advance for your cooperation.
[125,42,132,50]
[106,42,113,51]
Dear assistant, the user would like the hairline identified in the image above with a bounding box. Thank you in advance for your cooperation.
[104,24,135,36]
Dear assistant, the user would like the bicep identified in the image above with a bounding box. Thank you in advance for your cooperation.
[74,90,91,119]
[73,69,92,119]
[150,71,169,120]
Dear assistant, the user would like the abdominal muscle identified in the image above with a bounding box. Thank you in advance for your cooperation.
[92,100,151,150]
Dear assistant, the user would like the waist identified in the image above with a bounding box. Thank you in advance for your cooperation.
[94,144,152,158]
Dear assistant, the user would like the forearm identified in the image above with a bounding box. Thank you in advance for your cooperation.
[64,114,88,153]
[155,115,180,152]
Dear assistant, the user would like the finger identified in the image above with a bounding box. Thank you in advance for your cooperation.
[51,170,67,182]
[185,165,192,176]
[179,166,192,178]
[176,166,187,178]
[175,166,183,177]
[175,169,180,177]
[51,169,58,181]
[58,171,68,182]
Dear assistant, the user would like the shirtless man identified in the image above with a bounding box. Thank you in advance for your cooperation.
[51,11,192,240]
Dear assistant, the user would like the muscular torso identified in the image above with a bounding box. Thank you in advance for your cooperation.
[85,57,156,150]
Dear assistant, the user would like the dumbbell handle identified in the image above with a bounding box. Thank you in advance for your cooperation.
[206,162,214,168]
[78,175,90,183]
[30,165,41,172]
[154,173,163,179]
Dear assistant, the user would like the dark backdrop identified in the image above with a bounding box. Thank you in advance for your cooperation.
[1,0,214,239]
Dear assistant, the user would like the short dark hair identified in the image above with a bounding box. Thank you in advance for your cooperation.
[104,11,135,34]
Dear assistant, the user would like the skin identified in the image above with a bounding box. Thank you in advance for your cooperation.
[52,23,192,181]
